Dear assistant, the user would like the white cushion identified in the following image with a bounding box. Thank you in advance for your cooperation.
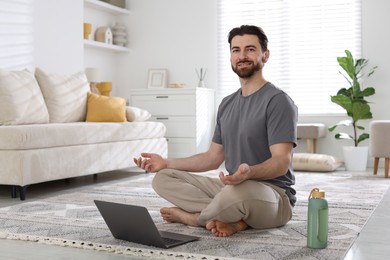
[293,153,342,172]
[0,69,49,125]
[35,68,90,123]
[126,106,151,122]
[0,122,166,150]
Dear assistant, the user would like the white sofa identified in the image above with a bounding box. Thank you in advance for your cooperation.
[0,68,167,200]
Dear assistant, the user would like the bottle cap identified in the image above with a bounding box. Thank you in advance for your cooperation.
[308,188,325,200]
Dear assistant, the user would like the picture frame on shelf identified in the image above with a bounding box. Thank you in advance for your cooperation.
[147,69,168,89]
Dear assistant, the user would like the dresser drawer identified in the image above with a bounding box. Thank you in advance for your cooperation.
[131,94,195,116]
[151,116,196,138]
[167,138,197,158]
[129,88,215,159]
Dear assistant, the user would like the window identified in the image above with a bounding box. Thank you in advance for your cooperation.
[217,0,361,115]
[0,0,34,70]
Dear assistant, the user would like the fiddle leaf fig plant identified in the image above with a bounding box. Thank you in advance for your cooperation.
[328,50,378,147]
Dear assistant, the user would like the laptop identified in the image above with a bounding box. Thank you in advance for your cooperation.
[94,200,199,248]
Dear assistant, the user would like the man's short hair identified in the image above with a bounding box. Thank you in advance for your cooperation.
[228,25,268,52]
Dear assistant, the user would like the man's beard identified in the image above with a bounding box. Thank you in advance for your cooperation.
[232,61,261,78]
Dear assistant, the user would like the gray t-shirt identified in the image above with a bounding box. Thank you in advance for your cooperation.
[212,82,298,205]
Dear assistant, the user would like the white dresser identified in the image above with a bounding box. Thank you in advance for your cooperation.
[129,88,215,158]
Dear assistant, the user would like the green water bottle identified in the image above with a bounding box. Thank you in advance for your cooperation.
[307,188,328,249]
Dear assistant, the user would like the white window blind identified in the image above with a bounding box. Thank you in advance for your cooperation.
[0,0,34,70]
[217,0,361,115]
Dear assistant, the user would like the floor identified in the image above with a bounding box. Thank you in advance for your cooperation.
[0,168,388,260]
[343,172,390,260]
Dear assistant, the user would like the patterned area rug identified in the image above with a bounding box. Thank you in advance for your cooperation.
[0,171,389,260]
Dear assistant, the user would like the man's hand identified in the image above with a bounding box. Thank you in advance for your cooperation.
[133,153,167,173]
[219,163,252,185]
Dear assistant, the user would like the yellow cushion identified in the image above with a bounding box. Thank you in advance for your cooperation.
[86,92,126,122]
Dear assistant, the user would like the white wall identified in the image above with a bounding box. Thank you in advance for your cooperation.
[30,0,217,97]
[361,0,390,121]
[33,0,83,74]
[83,4,133,97]
[115,0,217,98]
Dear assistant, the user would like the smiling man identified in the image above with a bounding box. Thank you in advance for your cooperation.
[134,25,298,237]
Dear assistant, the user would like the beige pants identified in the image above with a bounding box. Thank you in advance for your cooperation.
[152,169,293,228]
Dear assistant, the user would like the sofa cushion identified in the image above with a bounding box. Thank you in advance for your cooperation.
[35,68,90,123]
[126,106,151,122]
[0,69,49,125]
[86,92,126,122]
[0,122,166,150]
[293,153,342,172]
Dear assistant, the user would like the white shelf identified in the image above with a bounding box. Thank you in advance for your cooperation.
[84,39,129,52]
[84,0,130,15]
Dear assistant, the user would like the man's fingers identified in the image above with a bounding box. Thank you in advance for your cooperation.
[219,171,244,185]
[140,159,148,169]
[140,152,151,159]
[137,157,144,167]
[144,162,152,172]
[219,172,232,185]
[219,172,226,182]
[132,156,149,170]
[133,157,141,167]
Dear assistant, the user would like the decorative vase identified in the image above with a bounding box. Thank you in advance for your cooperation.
[83,23,92,40]
[98,82,112,96]
[343,146,368,171]
[198,80,205,88]
[111,22,127,47]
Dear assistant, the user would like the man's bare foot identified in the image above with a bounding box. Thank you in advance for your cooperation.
[206,220,248,237]
[160,207,200,227]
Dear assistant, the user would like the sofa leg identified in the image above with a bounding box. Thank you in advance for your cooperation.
[93,174,98,181]
[11,185,29,200]
[19,186,28,200]
[11,186,17,198]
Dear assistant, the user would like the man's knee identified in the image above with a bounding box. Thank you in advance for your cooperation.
[152,169,171,192]
[218,182,290,228]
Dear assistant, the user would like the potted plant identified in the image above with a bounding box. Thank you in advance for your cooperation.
[328,50,377,171]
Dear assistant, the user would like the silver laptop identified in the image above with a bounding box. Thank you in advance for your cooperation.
[94,200,199,248]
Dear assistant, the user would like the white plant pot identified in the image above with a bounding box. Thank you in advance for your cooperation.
[343,146,368,171]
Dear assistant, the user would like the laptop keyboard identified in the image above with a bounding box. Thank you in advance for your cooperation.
[162,236,181,245]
